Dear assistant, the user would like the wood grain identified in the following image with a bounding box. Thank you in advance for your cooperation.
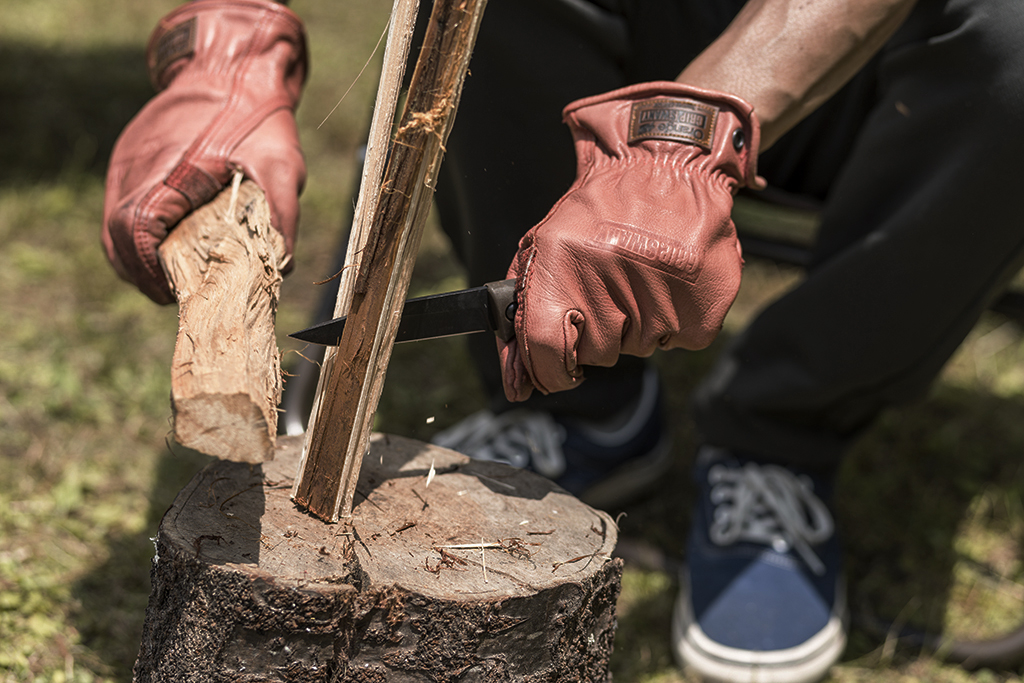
[133,434,621,682]
[158,180,285,463]
[294,0,488,521]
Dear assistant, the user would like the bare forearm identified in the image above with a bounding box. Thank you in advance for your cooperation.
[678,0,917,149]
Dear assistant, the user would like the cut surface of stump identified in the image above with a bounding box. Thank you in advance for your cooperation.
[134,435,621,682]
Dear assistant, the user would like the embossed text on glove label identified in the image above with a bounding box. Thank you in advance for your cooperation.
[151,17,197,79]
[593,221,698,282]
[628,98,719,149]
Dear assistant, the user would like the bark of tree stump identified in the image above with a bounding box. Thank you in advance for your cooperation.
[133,434,622,682]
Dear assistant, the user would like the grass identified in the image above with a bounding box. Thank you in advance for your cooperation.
[2,1,1024,681]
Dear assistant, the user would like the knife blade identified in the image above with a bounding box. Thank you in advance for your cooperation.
[289,279,517,346]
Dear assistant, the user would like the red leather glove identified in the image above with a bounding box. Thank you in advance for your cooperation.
[102,0,308,304]
[498,81,764,402]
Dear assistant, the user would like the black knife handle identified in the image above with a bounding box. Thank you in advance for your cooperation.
[485,279,517,342]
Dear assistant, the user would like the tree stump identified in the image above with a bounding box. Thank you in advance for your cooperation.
[133,434,622,682]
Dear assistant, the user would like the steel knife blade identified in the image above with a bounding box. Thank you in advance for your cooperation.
[289,279,517,346]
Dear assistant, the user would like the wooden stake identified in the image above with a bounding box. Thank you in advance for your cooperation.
[293,0,487,522]
[291,0,418,503]
[158,178,286,463]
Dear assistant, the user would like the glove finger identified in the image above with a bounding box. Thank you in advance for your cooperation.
[103,178,194,305]
[497,336,535,403]
[232,109,306,272]
[518,295,587,396]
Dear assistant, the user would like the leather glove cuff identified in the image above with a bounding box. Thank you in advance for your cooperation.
[562,81,764,192]
[147,0,307,94]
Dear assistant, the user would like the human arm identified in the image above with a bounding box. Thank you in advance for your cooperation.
[498,0,918,401]
[679,0,918,149]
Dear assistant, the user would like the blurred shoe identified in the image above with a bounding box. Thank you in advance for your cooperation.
[430,367,672,509]
[673,446,846,683]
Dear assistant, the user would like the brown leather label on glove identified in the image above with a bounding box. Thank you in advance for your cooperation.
[151,17,196,80]
[628,98,719,149]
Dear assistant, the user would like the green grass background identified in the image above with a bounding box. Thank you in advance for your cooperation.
[3,1,1024,681]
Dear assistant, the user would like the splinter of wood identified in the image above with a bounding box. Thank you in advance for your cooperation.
[158,178,286,463]
[293,0,488,522]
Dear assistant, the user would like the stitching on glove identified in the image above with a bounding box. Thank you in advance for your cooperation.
[516,247,537,388]
[164,161,221,210]
[130,184,174,302]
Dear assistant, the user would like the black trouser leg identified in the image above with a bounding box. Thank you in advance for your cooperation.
[434,0,650,419]
[693,0,1024,468]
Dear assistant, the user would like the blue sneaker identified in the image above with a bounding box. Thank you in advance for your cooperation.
[673,446,847,683]
[430,367,672,509]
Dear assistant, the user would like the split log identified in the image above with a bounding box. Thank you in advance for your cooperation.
[293,0,487,522]
[158,178,286,463]
[133,434,622,682]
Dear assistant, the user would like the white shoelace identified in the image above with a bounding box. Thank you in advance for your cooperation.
[431,409,568,479]
[707,460,834,576]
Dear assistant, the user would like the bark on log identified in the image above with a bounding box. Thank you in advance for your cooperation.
[158,179,286,463]
[133,435,621,682]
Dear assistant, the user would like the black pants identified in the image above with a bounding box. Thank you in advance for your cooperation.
[432,0,1024,469]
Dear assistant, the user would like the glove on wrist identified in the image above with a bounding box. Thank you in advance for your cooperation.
[102,0,308,303]
[498,81,764,402]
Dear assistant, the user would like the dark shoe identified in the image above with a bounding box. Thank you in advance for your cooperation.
[673,446,847,683]
[430,367,672,509]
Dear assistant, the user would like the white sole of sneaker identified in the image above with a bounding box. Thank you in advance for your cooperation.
[671,571,848,683]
